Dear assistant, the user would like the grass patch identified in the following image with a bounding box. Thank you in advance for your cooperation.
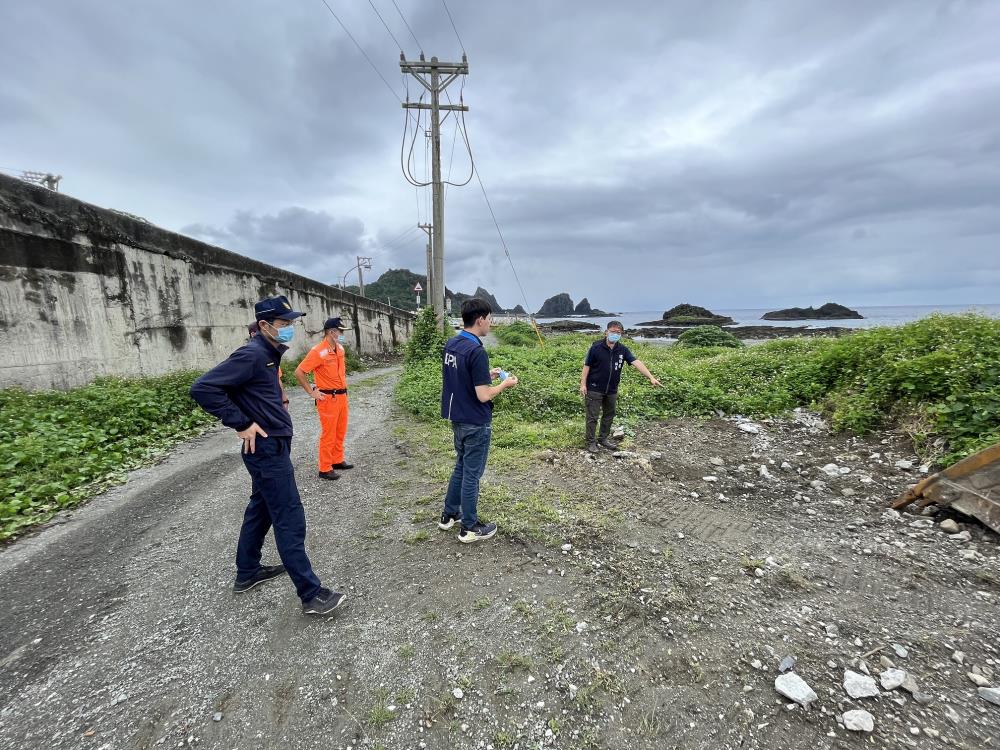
[0,372,216,540]
[396,314,1000,467]
[404,530,430,544]
[495,651,534,672]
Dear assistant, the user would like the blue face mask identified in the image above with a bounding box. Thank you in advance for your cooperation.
[271,323,294,344]
[608,333,622,344]
[338,335,346,344]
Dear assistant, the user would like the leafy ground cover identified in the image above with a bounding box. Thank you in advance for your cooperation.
[0,372,215,540]
[397,313,1000,467]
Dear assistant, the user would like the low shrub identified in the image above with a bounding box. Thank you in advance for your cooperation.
[677,326,744,348]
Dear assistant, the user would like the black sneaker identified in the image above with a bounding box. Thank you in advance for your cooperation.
[302,588,348,616]
[598,437,619,450]
[233,564,286,593]
[318,470,340,481]
[438,512,460,530]
[332,462,355,470]
[458,520,498,544]
[587,442,600,454]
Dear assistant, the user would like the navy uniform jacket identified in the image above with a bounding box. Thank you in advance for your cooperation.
[441,331,493,425]
[190,335,293,436]
[584,340,637,395]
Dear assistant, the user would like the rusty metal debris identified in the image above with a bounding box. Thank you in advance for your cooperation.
[892,443,1000,534]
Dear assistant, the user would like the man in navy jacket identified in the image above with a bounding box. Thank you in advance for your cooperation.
[439,298,519,542]
[190,295,346,616]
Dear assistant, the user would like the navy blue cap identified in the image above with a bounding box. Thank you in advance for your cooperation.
[254,295,303,321]
[324,316,352,331]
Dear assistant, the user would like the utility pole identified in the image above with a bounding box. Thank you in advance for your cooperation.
[418,222,433,310]
[356,256,372,297]
[400,53,468,326]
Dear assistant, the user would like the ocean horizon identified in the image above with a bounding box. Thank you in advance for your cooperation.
[534,304,1000,331]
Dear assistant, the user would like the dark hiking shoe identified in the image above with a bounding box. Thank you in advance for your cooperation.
[318,470,340,481]
[598,437,619,450]
[438,512,461,530]
[233,564,286,593]
[302,588,348,615]
[458,520,498,543]
[332,462,355,470]
[587,442,600,454]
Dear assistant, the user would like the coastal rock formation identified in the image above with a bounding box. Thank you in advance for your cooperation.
[543,320,602,332]
[537,293,576,317]
[762,303,863,320]
[574,298,611,316]
[511,304,527,315]
[637,303,735,327]
[627,325,853,340]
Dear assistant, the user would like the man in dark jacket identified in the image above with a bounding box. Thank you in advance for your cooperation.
[438,298,519,542]
[190,295,346,616]
[579,321,661,453]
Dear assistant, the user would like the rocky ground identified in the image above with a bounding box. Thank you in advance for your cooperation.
[1,373,998,750]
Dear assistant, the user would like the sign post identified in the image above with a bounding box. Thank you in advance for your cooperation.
[414,282,423,309]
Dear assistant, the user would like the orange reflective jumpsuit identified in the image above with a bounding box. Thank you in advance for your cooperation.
[298,340,348,472]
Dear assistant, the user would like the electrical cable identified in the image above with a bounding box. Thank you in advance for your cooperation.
[440,0,465,53]
[390,0,422,52]
[366,0,404,52]
[318,0,403,103]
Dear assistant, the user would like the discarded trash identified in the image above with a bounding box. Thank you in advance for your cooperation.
[892,442,1000,533]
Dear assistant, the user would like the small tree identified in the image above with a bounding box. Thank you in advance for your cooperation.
[677,325,744,348]
[405,307,449,365]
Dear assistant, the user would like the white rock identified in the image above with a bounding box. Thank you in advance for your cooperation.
[951,650,966,665]
[891,643,909,659]
[774,672,818,707]
[843,709,875,733]
[710,457,725,466]
[949,530,972,542]
[575,621,588,633]
[880,668,907,691]
[212,712,223,722]
[968,673,991,687]
[979,687,1000,706]
[702,475,719,482]
[452,688,464,700]
[649,451,663,460]
[820,463,841,477]
[759,465,774,479]
[560,543,573,552]
[895,460,913,470]
[780,461,793,471]
[844,669,880,699]
[738,422,760,434]
[940,519,960,534]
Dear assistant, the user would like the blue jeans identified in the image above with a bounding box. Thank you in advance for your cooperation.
[443,422,492,528]
[237,436,322,602]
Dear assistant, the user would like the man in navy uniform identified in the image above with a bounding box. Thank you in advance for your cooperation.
[579,321,661,453]
[438,298,519,542]
[190,295,346,616]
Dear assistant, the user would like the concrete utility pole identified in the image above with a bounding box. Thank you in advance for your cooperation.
[418,222,433,309]
[400,53,468,325]
[356,256,372,297]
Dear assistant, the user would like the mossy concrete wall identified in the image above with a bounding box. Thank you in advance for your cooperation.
[0,174,413,390]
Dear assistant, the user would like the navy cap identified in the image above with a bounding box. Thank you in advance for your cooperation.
[254,295,303,321]
[324,316,352,331]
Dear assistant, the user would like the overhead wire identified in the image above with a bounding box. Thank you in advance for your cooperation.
[317,0,402,104]
[366,0,404,53]
[440,0,465,53]
[390,0,422,52]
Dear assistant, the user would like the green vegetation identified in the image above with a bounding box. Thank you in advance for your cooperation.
[677,325,744,348]
[493,321,543,347]
[405,306,449,366]
[396,314,1000,467]
[0,372,216,540]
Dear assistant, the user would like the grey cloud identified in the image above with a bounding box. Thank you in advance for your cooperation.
[1,0,998,310]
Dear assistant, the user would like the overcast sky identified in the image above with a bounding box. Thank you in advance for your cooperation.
[2,0,998,311]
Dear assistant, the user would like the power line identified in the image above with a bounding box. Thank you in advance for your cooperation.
[390,0,422,52]
[317,0,402,103]
[440,0,465,53]
[366,0,404,52]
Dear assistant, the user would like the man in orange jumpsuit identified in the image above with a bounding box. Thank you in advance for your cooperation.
[295,317,354,480]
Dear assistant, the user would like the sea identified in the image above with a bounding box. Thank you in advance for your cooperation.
[534,304,1000,332]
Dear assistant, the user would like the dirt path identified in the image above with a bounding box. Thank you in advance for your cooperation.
[1,371,998,750]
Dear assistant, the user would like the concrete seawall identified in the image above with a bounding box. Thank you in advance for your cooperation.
[0,174,414,390]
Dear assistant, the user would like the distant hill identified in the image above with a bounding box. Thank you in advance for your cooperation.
[345,269,511,313]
